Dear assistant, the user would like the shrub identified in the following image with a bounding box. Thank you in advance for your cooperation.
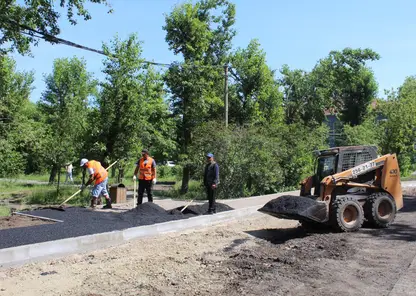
[187,121,328,199]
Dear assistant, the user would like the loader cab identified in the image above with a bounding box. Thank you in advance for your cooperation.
[313,145,378,196]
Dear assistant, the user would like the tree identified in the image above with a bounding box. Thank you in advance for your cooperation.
[312,48,380,126]
[336,115,382,148]
[0,55,34,177]
[0,0,112,55]
[229,39,283,126]
[39,57,97,185]
[279,65,327,126]
[163,0,236,193]
[378,77,416,176]
[98,34,175,181]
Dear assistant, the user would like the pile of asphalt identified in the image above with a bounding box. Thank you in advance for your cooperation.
[259,195,320,214]
[173,203,234,215]
[0,202,234,249]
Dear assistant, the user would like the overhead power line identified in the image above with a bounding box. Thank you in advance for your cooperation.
[3,17,225,69]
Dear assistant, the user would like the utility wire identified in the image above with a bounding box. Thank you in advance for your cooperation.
[2,17,226,70]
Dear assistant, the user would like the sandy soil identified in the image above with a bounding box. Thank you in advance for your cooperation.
[0,215,53,230]
[2,196,416,295]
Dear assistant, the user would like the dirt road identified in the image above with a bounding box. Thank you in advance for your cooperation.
[1,196,416,296]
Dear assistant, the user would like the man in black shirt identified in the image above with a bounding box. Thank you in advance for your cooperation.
[204,153,220,214]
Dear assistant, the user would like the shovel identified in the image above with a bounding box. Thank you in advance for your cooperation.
[180,198,194,213]
[48,159,119,211]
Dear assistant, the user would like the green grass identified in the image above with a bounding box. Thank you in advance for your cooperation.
[8,164,179,187]
[15,173,50,182]
[0,206,10,217]
[0,181,53,199]
[153,180,205,200]
[0,180,90,206]
[26,187,90,206]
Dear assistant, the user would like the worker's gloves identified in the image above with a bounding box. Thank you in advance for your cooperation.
[133,175,137,181]
[211,184,217,189]
[153,179,157,185]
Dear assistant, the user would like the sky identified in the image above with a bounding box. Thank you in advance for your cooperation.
[10,0,416,102]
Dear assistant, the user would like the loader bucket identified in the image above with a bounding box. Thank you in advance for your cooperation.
[258,195,328,223]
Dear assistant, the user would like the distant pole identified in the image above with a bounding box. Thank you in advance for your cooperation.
[224,64,229,128]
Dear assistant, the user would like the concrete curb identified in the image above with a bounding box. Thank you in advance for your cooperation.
[0,205,263,268]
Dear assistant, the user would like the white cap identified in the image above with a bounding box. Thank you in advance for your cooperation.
[80,158,88,167]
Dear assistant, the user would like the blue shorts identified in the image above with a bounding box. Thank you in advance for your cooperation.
[91,178,109,198]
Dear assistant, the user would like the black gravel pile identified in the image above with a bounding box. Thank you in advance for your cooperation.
[259,195,321,215]
[174,203,234,215]
[0,202,234,249]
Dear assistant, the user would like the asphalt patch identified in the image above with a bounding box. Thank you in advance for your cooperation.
[0,202,234,249]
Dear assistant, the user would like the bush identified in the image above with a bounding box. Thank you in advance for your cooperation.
[155,180,205,200]
[0,139,26,177]
[157,165,182,181]
[335,114,382,150]
[187,121,329,199]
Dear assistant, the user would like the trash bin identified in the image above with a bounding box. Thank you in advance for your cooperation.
[109,183,126,204]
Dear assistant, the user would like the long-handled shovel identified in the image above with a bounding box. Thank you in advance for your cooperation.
[180,198,194,213]
[47,160,119,211]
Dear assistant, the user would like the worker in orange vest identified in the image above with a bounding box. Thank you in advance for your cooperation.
[80,158,112,209]
[133,149,157,206]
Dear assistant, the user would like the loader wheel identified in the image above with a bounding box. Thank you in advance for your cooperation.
[364,192,396,228]
[330,197,364,232]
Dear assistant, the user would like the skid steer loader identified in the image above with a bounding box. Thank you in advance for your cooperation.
[258,145,404,232]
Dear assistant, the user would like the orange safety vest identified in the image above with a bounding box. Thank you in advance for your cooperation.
[85,160,108,185]
[139,157,155,181]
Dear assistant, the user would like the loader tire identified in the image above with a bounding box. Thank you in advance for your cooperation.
[330,197,364,232]
[364,192,396,228]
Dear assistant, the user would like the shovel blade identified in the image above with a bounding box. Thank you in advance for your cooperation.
[258,195,328,223]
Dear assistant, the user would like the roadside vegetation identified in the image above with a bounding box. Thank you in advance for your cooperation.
[1,0,415,207]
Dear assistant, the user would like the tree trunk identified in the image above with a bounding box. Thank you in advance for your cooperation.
[180,165,190,194]
[56,166,61,196]
[118,167,124,184]
[180,113,192,194]
[49,165,58,185]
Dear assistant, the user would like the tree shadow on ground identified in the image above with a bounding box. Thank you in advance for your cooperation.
[361,222,416,242]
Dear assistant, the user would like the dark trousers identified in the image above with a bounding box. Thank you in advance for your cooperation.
[206,186,216,212]
[138,179,153,205]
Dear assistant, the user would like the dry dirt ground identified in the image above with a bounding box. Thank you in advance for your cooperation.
[0,215,53,230]
[1,195,416,296]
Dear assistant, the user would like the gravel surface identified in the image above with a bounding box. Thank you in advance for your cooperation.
[0,202,233,249]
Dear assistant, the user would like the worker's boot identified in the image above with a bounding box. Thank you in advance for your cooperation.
[90,197,97,209]
[96,198,102,206]
[102,197,112,209]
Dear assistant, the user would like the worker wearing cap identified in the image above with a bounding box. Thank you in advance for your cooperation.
[80,158,112,209]
[204,153,219,214]
[133,149,157,206]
